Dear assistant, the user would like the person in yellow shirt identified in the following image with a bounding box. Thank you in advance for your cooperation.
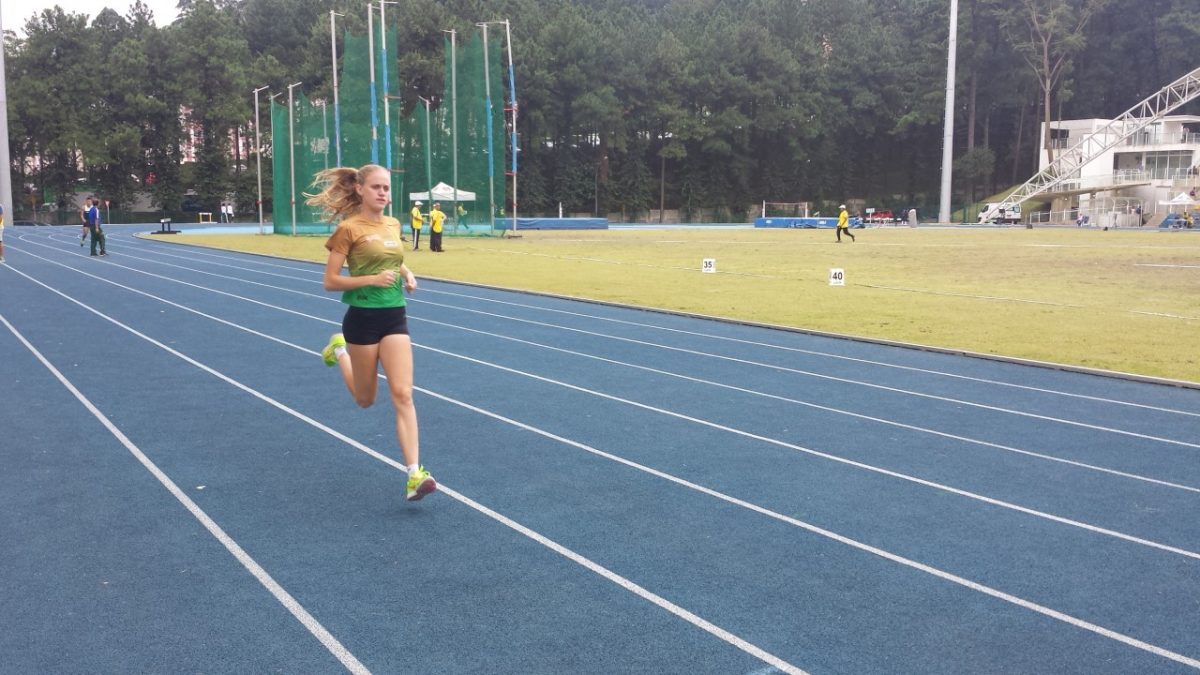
[409,200,425,250]
[430,202,446,252]
[836,203,855,243]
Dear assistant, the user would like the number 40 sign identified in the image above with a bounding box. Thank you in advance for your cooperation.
[828,268,845,286]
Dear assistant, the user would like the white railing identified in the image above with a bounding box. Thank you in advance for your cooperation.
[1028,208,1078,224]
[1123,131,1200,146]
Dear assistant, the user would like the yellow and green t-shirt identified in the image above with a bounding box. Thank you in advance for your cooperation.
[430,207,446,233]
[324,215,407,308]
[410,206,424,230]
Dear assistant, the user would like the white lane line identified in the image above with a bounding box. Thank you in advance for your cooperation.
[15,253,1200,670]
[413,316,1200,494]
[20,247,1200,558]
[91,234,1200,418]
[5,261,804,675]
[70,235,1200,482]
[423,343,1200,562]
[414,390,1200,671]
[116,242,319,282]
[1132,310,1200,320]
[18,236,336,315]
[424,302,1200,450]
[422,287,1200,418]
[49,235,1200,440]
[0,311,371,675]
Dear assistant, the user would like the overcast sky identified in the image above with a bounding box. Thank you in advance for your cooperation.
[3,0,180,35]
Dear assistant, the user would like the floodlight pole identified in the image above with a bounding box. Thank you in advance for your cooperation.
[0,11,12,226]
[330,11,345,166]
[938,0,959,224]
[367,5,379,163]
[253,85,269,235]
[478,22,497,232]
[287,81,302,237]
[444,29,459,233]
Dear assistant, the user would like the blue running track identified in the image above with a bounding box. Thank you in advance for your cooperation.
[2,225,1198,674]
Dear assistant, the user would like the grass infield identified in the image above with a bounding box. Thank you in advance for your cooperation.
[172,226,1200,385]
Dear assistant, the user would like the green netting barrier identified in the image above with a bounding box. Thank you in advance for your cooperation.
[272,89,333,235]
[272,24,506,237]
[399,32,506,236]
[271,25,399,235]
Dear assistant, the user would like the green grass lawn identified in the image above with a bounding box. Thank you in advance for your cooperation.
[167,226,1200,384]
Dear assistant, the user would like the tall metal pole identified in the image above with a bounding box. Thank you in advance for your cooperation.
[320,100,329,169]
[0,11,13,227]
[478,23,497,232]
[938,0,959,224]
[253,85,268,235]
[445,29,459,233]
[379,1,398,217]
[287,82,302,237]
[367,6,379,163]
[330,11,344,166]
[419,96,433,208]
[504,20,518,235]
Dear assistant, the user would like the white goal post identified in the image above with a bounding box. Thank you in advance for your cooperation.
[761,201,810,218]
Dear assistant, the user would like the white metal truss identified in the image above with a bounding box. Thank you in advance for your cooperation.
[981,66,1200,222]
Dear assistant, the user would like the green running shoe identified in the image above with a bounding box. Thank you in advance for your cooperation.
[321,333,346,367]
[406,467,437,501]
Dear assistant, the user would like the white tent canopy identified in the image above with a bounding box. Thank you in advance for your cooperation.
[1159,191,1196,206]
[408,182,476,202]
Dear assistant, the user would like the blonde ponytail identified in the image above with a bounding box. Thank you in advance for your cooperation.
[304,164,387,222]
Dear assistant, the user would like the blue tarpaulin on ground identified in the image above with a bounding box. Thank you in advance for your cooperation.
[754,217,863,229]
[494,217,609,230]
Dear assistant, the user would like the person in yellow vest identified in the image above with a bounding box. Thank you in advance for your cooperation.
[409,200,425,250]
[430,202,446,252]
[836,203,855,243]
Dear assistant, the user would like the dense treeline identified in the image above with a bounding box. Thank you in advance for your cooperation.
[4,0,1198,220]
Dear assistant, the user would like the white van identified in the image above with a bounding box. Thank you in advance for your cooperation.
[978,202,1022,224]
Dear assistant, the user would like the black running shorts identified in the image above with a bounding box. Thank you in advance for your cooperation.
[342,305,409,345]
